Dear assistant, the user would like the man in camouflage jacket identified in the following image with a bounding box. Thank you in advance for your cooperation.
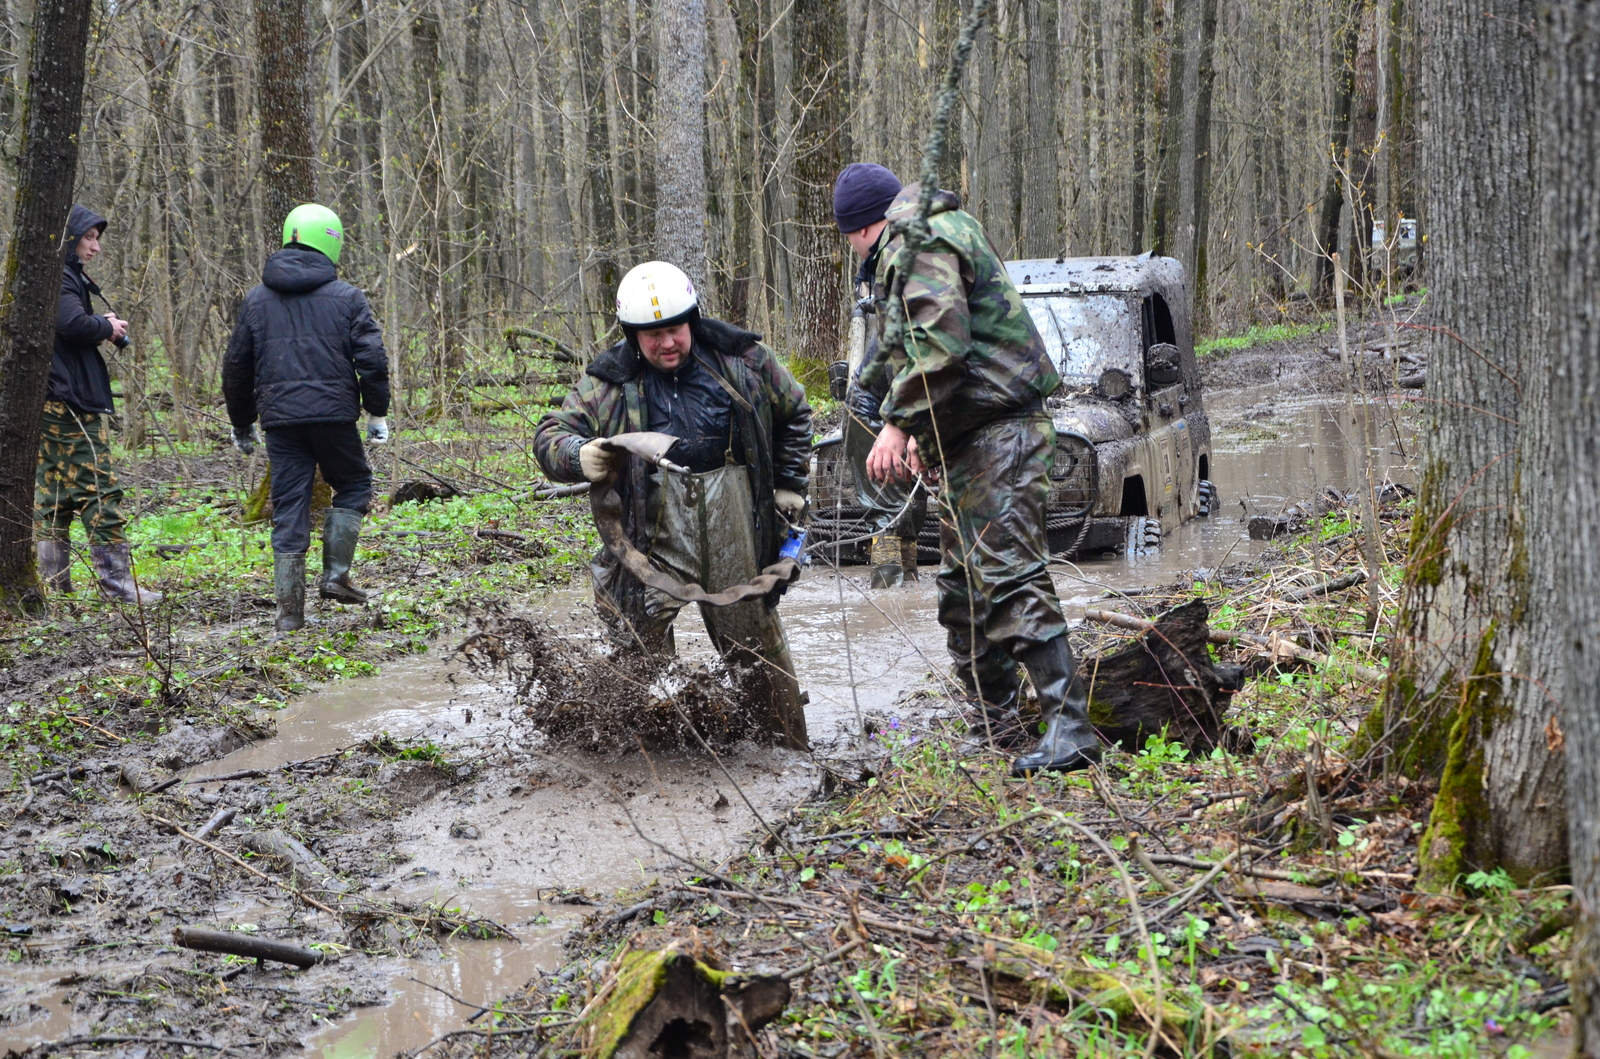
[835,163,1100,774]
[534,263,813,749]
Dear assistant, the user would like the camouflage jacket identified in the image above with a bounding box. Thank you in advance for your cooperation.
[859,185,1059,453]
[534,317,812,567]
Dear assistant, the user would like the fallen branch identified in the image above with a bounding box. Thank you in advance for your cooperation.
[153,815,337,915]
[194,807,237,840]
[781,938,864,981]
[1281,570,1367,602]
[172,926,323,969]
[1082,608,1388,684]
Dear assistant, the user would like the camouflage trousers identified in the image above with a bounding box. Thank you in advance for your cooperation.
[34,401,126,545]
[933,412,1068,703]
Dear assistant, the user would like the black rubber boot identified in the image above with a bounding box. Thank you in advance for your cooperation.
[37,539,72,595]
[274,551,307,633]
[90,543,163,604]
[1011,636,1101,776]
[318,508,369,603]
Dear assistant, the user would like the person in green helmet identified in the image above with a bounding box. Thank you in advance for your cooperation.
[222,204,390,633]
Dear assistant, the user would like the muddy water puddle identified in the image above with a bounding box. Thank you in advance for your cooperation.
[5,389,1413,1058]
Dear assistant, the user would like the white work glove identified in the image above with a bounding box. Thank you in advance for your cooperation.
[232,424,261,455]
[578,438,617,483]
[367,416,390,444]
[774,488,806,521]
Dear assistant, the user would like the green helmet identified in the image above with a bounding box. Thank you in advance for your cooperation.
[282,203,344,264]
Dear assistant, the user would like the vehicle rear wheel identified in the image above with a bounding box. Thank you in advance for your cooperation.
[1197,479,1219,517]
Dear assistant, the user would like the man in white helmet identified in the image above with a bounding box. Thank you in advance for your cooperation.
[534,262,813,748]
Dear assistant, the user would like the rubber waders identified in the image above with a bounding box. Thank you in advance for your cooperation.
[1011,636,1102,775]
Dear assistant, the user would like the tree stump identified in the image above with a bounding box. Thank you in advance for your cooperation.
[583,941,789,1059]
[243,467,331,525]
[1082,598,1246,753]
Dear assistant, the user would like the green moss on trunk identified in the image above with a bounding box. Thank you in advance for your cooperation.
[1351,456,1456,776]
[1417,626,1499,890]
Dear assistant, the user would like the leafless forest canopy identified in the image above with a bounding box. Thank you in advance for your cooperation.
[0,0,1409,431]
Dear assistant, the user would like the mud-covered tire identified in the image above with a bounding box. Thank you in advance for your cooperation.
[1197,479,1219,517]
[1127,517,1162,554]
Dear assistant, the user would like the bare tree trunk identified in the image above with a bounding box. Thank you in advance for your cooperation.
[0,0,92,609]
[1545,4,1600,1049]
[255,0,316,236]
[1129,0,1148,252]
[654,0,708,289]
[1370,0,1561,889]
[1018,0,1058,256]
[1186,0,1217,326]
[1313,0,1358,301]
[1150,0,1185,256]
[788,0,849,376]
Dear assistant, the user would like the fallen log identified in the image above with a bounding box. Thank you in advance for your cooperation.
[1083,606,1387,684]
[948,935,1210,1048]
[242,830,350,894]
[580,939,789,1059]
[172,925,322,969]
[1078,600,1247,753]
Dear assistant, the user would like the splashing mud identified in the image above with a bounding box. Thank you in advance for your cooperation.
[454,616,774,752]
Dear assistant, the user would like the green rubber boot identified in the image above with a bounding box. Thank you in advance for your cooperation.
[274,551,307,633]
[318,508,369,603]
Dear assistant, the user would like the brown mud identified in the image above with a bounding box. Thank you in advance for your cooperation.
[0,326,1420,1058]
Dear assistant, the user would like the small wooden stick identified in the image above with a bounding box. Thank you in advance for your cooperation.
[195,807,238,840]
[781,938,864,981]
[152,815,337,915]
[1129,836,1179,893]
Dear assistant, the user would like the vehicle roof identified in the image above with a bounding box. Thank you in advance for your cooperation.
[1005,254,1187,297]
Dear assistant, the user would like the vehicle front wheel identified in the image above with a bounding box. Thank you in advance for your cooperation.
[1127,517,1162,554]
[1197,479,1219,517]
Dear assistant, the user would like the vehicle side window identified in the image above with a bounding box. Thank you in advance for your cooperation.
[1141,294,1181,386]
[1141,293,1177,353]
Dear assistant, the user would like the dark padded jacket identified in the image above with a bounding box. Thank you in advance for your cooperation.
[221,248,389,430]
[48,205,116,414]
[534,317,811,568]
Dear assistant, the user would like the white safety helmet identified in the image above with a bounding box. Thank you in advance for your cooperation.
[615,261,699,333]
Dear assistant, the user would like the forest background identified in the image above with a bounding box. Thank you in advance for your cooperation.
[0,0,1401,436]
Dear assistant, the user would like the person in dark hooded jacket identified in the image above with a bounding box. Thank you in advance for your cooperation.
[34,204,162,604]
[221,203,390,633]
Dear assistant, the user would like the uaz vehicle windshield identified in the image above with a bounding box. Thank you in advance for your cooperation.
[1025,294,1142,388]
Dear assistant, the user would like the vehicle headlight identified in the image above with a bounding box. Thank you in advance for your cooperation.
[1050,431,1097,513]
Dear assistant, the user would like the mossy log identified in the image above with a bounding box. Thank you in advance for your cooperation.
[582,942,789,1059]
[1083,599,1246,754]
[950,937,1218,1049]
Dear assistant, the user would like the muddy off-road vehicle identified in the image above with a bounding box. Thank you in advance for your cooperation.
[809,254,1217,563]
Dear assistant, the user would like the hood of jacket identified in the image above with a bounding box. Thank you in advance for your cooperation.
[262,246,338,294]
[586,316,763,386]
[65,204,107,267]
[882,184,961,226]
